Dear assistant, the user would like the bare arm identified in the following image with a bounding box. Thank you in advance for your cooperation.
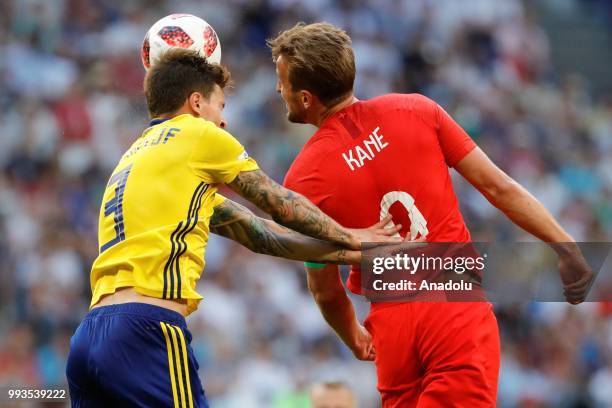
[455,148,572,243]
[210,198,359,264]
[455,147,593,302]
[228,169,397,249]
[306,264,375,360]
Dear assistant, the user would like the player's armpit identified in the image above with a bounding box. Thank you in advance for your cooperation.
[227,169,357,248]
[209,198,359,264]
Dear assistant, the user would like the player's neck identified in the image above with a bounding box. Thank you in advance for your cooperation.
[154,104,198,122]
[161,107,193,120]
[313,94,358,128]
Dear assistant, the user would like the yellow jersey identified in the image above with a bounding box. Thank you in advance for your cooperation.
[90,114,259,315]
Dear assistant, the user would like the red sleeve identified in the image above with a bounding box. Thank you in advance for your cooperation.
[435,103,477,167]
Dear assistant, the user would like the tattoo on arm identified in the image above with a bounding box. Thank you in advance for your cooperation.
[228,170,353,247]
[210,199,289,256]
[210,198,352,263]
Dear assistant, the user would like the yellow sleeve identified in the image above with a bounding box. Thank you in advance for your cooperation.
[189,122,259,184]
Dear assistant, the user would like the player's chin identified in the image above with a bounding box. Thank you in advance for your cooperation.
[287,111,306,124]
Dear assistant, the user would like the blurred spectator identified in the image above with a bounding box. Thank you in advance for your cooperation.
[310,381,356,408]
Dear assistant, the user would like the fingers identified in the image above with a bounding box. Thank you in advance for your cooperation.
[368,344,376,360]
[563,273,594,304]
[379,223,402,236]
[565,294,585,305]
[356,343,376,361]
[372,215,402,237]
[380,235,403,243]
[372,215,394,229]
[564,288,588,304]
[565,275,593,294]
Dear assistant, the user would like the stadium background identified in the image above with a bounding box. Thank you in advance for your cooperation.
[0,0,611,406]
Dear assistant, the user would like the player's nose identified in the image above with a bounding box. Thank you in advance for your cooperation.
[219,119,227,129]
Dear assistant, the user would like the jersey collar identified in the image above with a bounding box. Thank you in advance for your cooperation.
[319,97,360,128]
[149,117,170,126]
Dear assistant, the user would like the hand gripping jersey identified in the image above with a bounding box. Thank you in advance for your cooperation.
[90,114,258,315]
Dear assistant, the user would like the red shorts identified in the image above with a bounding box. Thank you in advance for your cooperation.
[364,302,500,407]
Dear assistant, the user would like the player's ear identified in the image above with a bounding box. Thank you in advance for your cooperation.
[188,92,203,114]
[300,90,314,109]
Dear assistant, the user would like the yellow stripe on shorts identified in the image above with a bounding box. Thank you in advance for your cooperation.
[161,322,180,408]
[173,325,194,408]
[168,325,187,408]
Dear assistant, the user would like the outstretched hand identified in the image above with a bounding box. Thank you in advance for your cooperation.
[346,215,403,250]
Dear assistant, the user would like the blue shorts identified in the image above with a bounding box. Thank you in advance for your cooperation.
[66,303,208,408]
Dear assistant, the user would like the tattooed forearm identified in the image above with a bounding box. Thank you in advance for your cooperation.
[210,199,291,257]
[228,170,355,248]
[210,198,358,264]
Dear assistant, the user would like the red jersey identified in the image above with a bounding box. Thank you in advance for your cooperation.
[284,94,477,294]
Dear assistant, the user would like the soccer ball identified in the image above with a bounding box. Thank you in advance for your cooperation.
[141,14,222,70]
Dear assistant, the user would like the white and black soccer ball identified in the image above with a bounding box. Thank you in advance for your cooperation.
[141,14,222,70]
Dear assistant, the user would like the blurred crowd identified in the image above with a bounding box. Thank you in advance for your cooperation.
[0,0,611,406]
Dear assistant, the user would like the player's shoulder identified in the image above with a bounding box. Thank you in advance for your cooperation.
[297,127,340,158]
[366,93,437,112]
[284,133,334,186]
[290,135,330,170]
[365,93,439,127]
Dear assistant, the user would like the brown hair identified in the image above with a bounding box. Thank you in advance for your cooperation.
[267,22,355,107]
[144,48,231,118]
